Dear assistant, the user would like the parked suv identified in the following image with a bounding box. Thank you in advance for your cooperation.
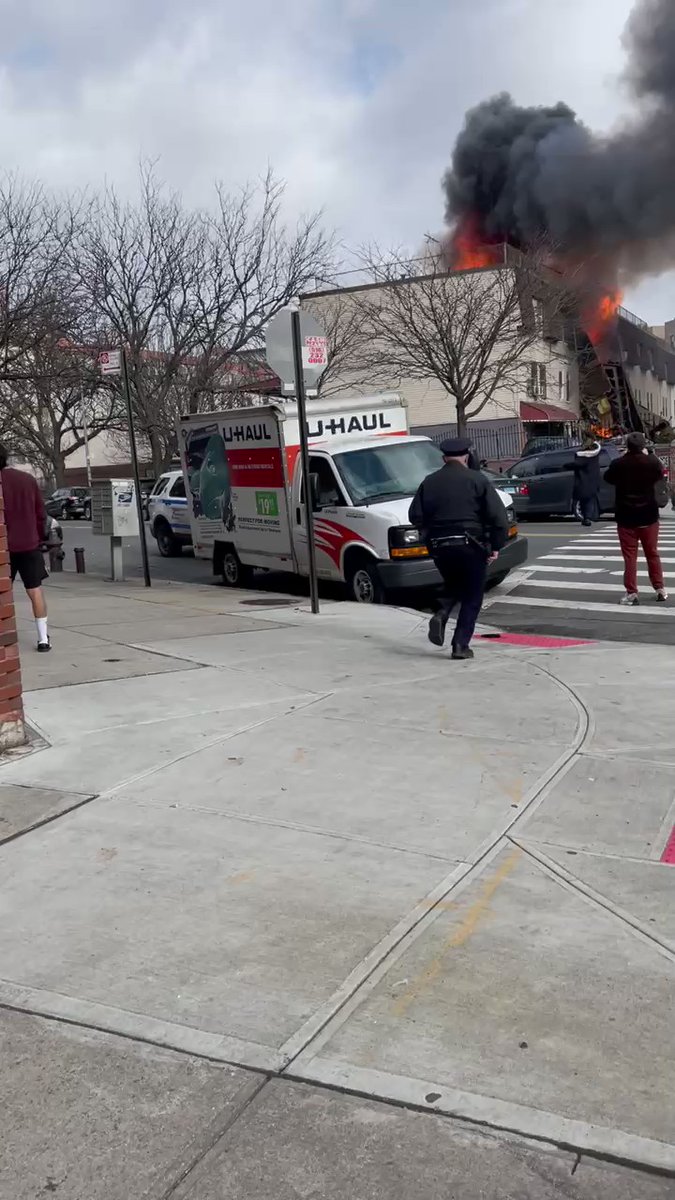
[501,444,622,518]
[45,487,92,521]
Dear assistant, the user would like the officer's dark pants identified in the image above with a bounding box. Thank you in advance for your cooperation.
[433,544,487,648]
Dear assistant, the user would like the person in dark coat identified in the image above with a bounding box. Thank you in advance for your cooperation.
[409,437,509,660]
[572,439,602,526]
[604,432,667,605]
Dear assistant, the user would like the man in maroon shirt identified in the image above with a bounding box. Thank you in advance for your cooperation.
[0,445,50,652]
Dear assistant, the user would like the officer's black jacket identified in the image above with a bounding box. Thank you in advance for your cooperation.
[408,462,509,552]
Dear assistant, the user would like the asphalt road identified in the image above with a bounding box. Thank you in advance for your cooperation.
[485,513,675,644]
[57,516,675,643]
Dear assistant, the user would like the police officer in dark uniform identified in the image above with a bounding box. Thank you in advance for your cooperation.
[409,437,509,660]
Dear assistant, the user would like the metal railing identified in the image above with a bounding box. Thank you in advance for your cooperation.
[617,305,649,331]
[412,420,526,462]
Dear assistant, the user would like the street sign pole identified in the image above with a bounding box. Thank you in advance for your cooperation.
[79,383,93,489]
[121,348,152,589]
[290,308,320,614]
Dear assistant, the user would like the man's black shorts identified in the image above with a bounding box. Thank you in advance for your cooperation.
[10,550,48,590]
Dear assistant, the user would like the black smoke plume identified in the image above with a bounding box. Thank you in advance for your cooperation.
[443,0,675,278]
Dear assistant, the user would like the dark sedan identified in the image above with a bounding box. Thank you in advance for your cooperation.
[45,487,92,521]
[498,445,621,519]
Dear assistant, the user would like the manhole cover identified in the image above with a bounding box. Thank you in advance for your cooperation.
[239,598,297,607]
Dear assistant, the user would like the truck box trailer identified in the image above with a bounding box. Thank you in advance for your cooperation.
[177,393,527,602]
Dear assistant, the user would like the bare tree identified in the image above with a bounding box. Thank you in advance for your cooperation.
[0,309,117,486]
[352,247,570,432]
[69,166,206,474]
[0,179,110,483]
[69,167,333,472]
[0,176,76,375]
[300,291,374,397]
[187,171,334,408]
[0,167,334,478]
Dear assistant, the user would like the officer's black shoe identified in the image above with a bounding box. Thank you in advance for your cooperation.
[428,610,450,647]
[451,645,474,660]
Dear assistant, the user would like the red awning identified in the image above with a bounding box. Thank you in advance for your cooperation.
[520,401,579,423]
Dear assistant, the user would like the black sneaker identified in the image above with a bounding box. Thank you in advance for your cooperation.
[37,640,51,653]
[451,645,474,661]
[428,610,450,647]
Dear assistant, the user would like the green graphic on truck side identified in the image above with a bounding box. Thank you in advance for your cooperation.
[255,491,279,517]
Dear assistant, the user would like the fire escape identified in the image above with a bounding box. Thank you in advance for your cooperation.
[574,321,645,436]
[601,362,644,433]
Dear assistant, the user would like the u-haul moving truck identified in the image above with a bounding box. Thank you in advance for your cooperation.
[177,394,527,603]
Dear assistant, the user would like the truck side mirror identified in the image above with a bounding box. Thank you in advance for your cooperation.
[309,473,321,511]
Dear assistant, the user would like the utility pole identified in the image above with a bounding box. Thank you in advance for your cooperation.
[80,382,93,488]
[290,307,320,614]
[121,349,152,588]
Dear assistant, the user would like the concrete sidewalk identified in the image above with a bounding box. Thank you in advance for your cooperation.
[1,573,674,1197]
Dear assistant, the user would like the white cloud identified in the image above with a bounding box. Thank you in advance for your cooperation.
[0,0,672,320]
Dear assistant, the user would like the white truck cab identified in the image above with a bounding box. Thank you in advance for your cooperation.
[177,394,527,602]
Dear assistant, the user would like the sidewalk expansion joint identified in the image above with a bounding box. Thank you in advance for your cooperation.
[275,659,592,1072]
[511,837,675,963]
[279,1069,675,1181]
[138,1075,270,1200]
[0,791,99,847]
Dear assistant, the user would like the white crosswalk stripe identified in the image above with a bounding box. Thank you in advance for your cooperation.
[486,521,675,618]
[542,554,675,563]
[493,595,674,617]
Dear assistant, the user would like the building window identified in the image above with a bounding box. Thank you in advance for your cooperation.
[528,362,547,399]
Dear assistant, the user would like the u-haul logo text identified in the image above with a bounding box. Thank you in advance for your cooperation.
[223,423,272,443]
[308,412,393,438]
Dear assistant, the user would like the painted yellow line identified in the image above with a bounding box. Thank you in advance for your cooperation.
[392,848,522,1017]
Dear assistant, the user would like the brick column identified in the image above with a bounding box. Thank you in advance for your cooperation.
[0,478,26,750]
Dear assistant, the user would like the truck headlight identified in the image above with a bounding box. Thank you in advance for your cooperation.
[389,526,429,559]
[505,503,518,539]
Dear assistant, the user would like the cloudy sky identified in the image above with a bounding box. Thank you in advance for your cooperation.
[1,0,672,321]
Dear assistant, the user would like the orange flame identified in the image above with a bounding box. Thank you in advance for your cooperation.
[451,217,503,270]
[584,289,623,347]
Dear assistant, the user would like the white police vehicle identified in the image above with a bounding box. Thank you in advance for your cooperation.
[147,469,192,557]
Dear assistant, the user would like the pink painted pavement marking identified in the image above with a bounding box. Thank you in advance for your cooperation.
[478,633,594,649]
[660,827,675,865]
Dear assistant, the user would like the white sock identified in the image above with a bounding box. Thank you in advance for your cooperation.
[36,617,48,644]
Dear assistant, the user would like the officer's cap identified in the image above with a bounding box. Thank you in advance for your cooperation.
[440,437,472,457]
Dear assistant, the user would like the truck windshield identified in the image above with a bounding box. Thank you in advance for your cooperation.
[333,440,444,505]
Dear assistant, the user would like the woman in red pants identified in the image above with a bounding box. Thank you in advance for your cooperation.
[604,433,668,605]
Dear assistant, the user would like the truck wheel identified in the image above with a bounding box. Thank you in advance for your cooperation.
[222,549,252,588]
[154,520,181,557]
[345,555,384,604]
